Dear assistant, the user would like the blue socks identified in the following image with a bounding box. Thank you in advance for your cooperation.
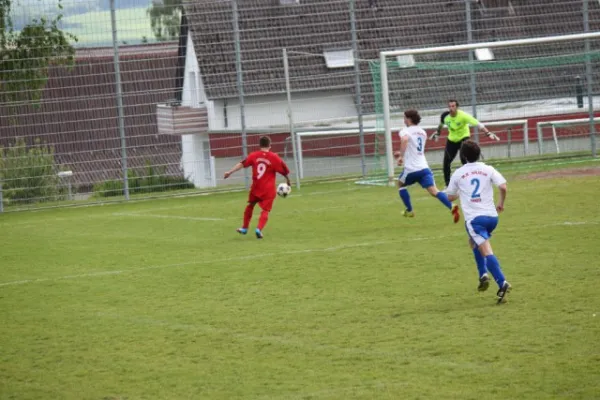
[473,248,487,278]
[485,254,506,288]
[398,188,452,212]
[435,192,453,210]
[399,188,412,211]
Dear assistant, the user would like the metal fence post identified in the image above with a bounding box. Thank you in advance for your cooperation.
[232,0,250,188]
[466,0,479,143]
[583,0,597,157]
[350,0,367,177]
[110,0,130,200]
[283,48,301,189]
[507,127,512,158]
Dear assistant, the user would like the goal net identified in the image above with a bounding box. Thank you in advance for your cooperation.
[367,32,600,186]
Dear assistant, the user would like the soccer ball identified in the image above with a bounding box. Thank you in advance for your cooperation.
[277,183,291,198]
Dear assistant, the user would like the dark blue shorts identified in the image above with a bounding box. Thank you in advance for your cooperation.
[398,168,435,189]
[466,216,499,246]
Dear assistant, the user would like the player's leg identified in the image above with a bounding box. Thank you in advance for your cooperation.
[477,240,511,303]
[255,197,274,239]
[467,217,511,302]
[421,170,460,222]
[469,238,489,291]
[238,193,259,234]
[238,201,256,234]
[397,171,414,217]
[443,139,460,187]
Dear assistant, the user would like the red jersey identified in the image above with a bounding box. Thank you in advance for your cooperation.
[241,150,290,199]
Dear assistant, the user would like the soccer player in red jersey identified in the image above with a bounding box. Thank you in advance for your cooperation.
[223,136,291,239]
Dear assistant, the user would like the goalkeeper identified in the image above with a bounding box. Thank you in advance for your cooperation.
[430,99,499,187]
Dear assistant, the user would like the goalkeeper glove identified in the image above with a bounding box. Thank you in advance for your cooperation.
[486,132,500,141]
[429,131,441,142]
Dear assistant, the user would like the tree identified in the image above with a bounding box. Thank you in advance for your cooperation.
[147,0,182,42]
[0,0,77,109]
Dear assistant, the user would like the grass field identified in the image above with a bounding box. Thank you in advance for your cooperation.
[1,160,600,399]
[64,7,154,47]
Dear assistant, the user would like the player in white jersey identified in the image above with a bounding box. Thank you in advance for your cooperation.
[445,140,511,304]
[394,109,460,223]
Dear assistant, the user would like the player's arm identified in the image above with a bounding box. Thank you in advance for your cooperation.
[279,160,291,187]
[224,156,250,179]
[446,193,459,202]
[430,111,449,141]
[444,175,459,202]
[394,135,409,165]
[492,168,507,212]
[223,162,244,179]
[465,113,499,141]
[496,183,507,212]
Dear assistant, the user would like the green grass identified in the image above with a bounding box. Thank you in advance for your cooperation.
[1,165,600,399]
[64,7,155,47]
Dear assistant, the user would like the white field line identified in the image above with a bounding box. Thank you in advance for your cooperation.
[0,187,364,227]
[495,157,600,172]
[0,236,440,288]
[1,220,597,288]
[112,212,223,221]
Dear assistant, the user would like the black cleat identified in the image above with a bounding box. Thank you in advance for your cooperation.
[496,281,512,304]
[478,274,490,292]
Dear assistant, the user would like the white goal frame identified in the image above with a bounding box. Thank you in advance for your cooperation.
[295,119,528,179]
[379,31,600,186]
[536,117,600,154]
[295,127,379,179]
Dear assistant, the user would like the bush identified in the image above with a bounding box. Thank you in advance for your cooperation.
[0,137,63,204]
[93,163,194,197]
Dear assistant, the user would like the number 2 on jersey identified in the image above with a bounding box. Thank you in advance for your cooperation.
[470,178,481,199]
[416,137,423,152]
[257,162,267,179]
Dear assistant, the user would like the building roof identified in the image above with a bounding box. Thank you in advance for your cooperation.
[0,42,182,187]
[184,0,600,112]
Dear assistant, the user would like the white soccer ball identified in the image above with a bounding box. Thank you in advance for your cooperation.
[277,183,291,198]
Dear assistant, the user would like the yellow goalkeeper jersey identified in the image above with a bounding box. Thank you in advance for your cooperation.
[442,110,480,143]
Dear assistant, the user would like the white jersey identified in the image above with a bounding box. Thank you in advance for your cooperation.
[446,162,506,222]
[399,125,429,172]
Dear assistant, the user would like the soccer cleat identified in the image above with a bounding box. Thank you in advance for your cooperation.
[451,205,460,223]
[255,228,263,239]
[496,281,512,304]
[236,228,247,235]
[402,209,415,218]
[478,273,490,292]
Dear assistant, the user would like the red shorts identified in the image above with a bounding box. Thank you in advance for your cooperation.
[248,192,275,212]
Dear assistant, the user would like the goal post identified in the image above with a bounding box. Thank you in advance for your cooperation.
[378,31,600,186]
[292,119,528,186]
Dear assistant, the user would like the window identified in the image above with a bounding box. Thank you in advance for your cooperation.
[323,49,354,69]
[475,48,495,61]
[396,54,416,69]
[478,0,514,16]
[188,71,198,106]
[478,0,510,7]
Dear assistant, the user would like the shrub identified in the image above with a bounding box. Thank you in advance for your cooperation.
[0,137,62,204]
[93,162,194,197]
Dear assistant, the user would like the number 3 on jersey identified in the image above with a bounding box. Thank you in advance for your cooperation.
[257,162,267,179]
[470,178,481,199]
[416,137,423,152]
